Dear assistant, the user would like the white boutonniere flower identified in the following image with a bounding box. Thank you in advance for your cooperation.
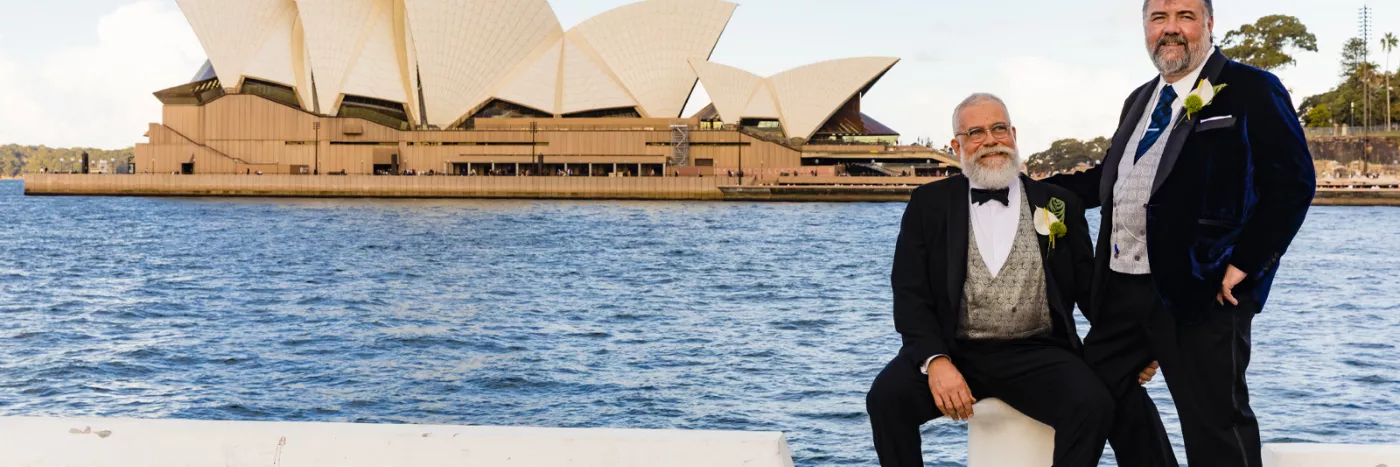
[1183,78,1228,120]
[1034,197,1068,249]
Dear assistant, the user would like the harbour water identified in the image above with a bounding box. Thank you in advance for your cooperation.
[0,179,1396,465]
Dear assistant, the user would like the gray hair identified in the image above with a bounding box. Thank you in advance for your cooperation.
[951,93,1010,134]
[1142,0,1213,18]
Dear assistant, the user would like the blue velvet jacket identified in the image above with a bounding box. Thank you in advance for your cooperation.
[1046,50,1316,321]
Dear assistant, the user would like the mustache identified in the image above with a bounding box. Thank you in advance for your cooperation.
[1155,34,1188,54]
[972,146,1015,161]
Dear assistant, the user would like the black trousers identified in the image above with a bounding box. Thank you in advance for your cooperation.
[1084,272,1260,467]
[866,336,1114,467]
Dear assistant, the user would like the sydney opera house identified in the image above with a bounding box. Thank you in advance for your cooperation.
[136,0,955,177]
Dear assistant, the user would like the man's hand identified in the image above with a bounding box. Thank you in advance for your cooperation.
[1217,265,1247,306]
[1138,361,1159,385]
[927,357,976,421]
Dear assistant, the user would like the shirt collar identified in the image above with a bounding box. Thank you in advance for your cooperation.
[1158,46,1215,98]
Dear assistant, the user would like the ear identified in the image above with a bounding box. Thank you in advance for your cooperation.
[1207,15,1214,35]
[950,138,962,156]
[1010,125,1018,143]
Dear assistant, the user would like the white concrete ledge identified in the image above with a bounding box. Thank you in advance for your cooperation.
[966,399,1400,467]
[967,398,1053,467]
[1264,443,1400,467]
[0,417,795,467]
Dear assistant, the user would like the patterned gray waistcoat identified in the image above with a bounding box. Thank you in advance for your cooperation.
[957,192,1053,340]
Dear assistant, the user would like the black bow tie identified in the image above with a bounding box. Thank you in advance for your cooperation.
[971,188,1010,206]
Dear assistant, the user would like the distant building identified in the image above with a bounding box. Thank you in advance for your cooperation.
[136,0,958,177]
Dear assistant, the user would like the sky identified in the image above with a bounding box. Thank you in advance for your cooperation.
[0,0,1397,154]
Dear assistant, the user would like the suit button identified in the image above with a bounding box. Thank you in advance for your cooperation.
[1134,255,1142,261]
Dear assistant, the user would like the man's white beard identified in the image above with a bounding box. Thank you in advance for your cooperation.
[961,146,1022,189]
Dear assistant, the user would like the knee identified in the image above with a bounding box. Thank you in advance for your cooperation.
[866,368,908,421]
[1077,385,1116,425]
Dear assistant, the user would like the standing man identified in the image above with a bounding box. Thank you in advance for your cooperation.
[1046,1,1316,466]
[866,93,1116,467]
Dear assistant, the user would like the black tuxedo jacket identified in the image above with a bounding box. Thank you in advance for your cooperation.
[891,175,1094,370]
[1047,50,1316,321]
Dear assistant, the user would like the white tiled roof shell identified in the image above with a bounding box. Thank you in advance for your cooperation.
[767,57,899,140]
[241,2,300,96]
[687,59,762,125]
[403,0,562,126]
[176,0,299,92]
[295,0,375,114]
[494,39,564,114]
[569,0,736,118]
[741,82,779,120]
[340,0,412,111]
[559,36,638,115]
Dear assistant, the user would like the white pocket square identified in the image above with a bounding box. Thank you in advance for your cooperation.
[1200,115,1233,123]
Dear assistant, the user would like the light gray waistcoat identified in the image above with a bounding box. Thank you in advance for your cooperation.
[957,192,1053,340]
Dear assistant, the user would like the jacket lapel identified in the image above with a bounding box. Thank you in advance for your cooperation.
[1152,49,1229,196]
[1022,176,1072,329]
[1021,175,1050,259]
[946,176,969,310]
[1102,81,1157,206]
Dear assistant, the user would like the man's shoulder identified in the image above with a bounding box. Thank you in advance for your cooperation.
[1026,178,1085,209]
[1220,59,1286,95]
[911,176,964,199]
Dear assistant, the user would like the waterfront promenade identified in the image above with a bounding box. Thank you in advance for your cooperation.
[21,173,1400,205]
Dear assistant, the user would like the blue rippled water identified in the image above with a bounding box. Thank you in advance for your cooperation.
[0,179,1396,465]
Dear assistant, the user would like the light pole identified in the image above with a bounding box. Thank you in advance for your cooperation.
[313,121,321,175]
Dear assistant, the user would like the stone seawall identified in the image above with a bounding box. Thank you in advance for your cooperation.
[22,174,732,201]
[19,174,1400,205]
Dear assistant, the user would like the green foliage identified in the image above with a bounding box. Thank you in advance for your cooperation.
[1025,137,1110,174]
[1220,15,1318,71]
[1303,104,1333,127]
[1297,36,1398,128]
[0,145,135,177]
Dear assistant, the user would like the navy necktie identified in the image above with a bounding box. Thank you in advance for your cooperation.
[1134,85,1178,163]
[971,188,1010,206]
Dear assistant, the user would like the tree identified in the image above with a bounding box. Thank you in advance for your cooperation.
[1220,15,1318,71]
[1383,33,1397,131]
[1026,137,1111,174]
[1303,104,1333,128]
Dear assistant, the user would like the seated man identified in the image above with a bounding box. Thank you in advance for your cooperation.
[866,93,1151,466]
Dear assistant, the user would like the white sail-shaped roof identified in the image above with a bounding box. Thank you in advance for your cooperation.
[742,82,779,120]
[559,36,638,115]
[494,39,564,115]
[768,57,899,140]
[687,59,762,125]
[569,0,736,118]
[394,2,422,125]
[295,0,375,114]
[173,0,899,132]
[339,0,412,111]
[241,2,300,91]
[176,0,299,92]
[403,0,562,127]
[690,57,899,139]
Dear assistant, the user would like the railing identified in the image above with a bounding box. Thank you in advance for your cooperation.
[159,125,275,167]
[1304,125,1400,138]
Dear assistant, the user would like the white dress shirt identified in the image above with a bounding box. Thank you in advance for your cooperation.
[968,179,1022,278]
[1110,47,1214,274]
[921,179,1023,374]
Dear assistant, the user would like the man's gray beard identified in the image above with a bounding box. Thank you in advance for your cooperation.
[961,146,1021,189]
[1151,32,1208,77]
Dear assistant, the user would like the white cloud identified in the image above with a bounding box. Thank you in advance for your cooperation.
[995,56,1140,155]
[0,1,204,150]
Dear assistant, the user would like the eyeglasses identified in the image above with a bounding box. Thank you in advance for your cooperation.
[956,122,1012,143]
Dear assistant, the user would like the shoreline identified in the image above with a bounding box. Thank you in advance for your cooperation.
[14,174,1400,206]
